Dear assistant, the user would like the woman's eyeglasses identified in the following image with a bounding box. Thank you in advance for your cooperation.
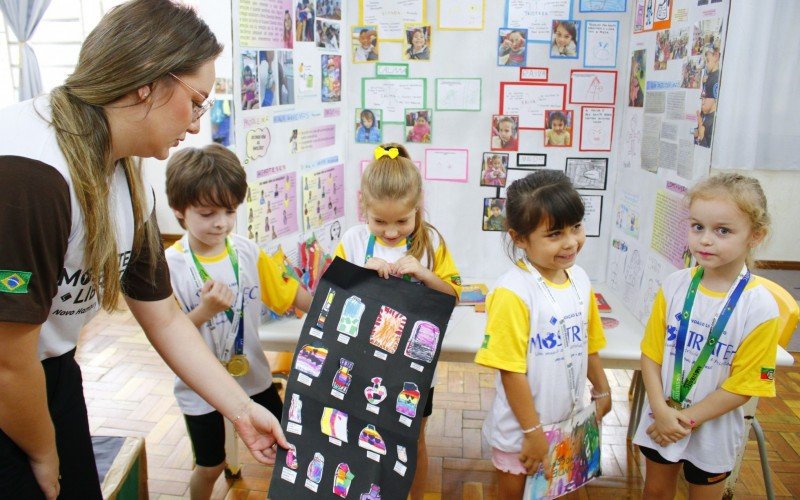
[169,72,215,122]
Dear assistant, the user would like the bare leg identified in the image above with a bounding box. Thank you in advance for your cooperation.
[409,417,428,500]
[189,462,226,500]
[642,457,682,500]
[688,478,727,500]
[497,470,526,499]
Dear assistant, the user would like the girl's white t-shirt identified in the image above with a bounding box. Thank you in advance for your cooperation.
[475,263,606,452]
[634,268,780,473]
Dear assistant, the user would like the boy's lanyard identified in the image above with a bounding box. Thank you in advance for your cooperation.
[670,266,750,406]
[180,235,245,362]
[364,234,412,282]
[522,258,585,412]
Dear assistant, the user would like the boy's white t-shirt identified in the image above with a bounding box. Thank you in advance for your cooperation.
[634,268,780,473]
[166,233,298,416]
[475,263,606,452]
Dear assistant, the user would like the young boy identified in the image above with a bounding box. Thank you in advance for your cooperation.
[165,144,312,500]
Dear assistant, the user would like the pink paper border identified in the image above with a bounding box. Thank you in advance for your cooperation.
[423,148,469,183]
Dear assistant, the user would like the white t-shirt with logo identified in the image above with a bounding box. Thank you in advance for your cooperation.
[166,234,298,416]
[634,267,780,473]
[0,97,171,359]
[475,263,606,452]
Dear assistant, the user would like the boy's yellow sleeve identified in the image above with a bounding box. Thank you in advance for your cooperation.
[641,289,668,363]
[587,289,607,354]
[333,242,347,261]
[722,317,780,397]
[257,249,299,315]
[433,243,462,298]
[474,288,529,373]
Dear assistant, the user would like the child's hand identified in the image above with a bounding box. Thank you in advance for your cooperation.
[647,406,693,446]
[365,257,393,279]
[393,255,426,281]
[520,429,551,477]
[594,396,612,425]
[198,279,235,317]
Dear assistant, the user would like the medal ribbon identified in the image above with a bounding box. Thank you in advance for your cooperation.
[365,234,412,282]
[181,236,245,360]
[671,266,750,405]
[521,258,586,412]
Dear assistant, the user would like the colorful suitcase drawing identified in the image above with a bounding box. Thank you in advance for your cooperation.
[316,288,336,329]
[320,407,349,442]
[358,424,387,455]
[336,295,365,337]
[307,452,324,484]
[404,320,440,363]
[332,358,354,395]
[288,393,302,423]
[295,344,328,378]
[396,382,420,418]
[286,444,298,470]
[369,305,407,354]
[332,463,355,498]
[364,377,387,405]
[360,484,382,500]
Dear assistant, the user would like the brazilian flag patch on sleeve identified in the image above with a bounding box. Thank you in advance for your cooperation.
[0,270,32,294]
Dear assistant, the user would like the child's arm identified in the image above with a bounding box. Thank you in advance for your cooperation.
[186,280,235,329]
[641,354,694,445]
[544,130,551,146]
[500,370,551,476]
[680,390,749,428]
[586,353,612,423]
[292,286,312,313]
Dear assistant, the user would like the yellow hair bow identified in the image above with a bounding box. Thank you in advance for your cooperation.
[374,146,399,160]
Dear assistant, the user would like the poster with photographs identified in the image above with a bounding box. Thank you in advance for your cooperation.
[480,152,509,187]
[482,197,507,231]
[565,158,608,190]
[269,258,456,500]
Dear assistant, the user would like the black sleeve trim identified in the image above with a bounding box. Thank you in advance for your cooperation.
[0,156,70,324]
[121,205,173,302]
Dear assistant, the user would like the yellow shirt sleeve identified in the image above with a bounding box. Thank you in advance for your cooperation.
[641,288,668,364]
[433,241,462,298]
[257,249,299,315]
[587,288,607,354]
[721,317,781,397]
[474,288,529,373]
[334,242,347,261]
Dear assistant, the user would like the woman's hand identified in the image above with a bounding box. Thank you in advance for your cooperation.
[365,257,393,279]
[29,449,60,500]
[233,401,290,464]
[520,429,551,477]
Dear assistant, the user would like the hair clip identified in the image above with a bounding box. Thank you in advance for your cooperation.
[374,146,399,160]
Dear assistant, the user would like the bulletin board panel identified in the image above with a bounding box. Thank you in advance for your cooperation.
[609,0,731,322]
[344,0,633,283]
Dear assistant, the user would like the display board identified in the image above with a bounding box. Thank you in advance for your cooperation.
[611,0,731,321]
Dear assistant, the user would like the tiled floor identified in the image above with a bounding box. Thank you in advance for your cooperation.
[77,306,800,499]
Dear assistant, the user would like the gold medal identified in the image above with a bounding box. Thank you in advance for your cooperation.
[666,398,683,410]
[226,355,250,377]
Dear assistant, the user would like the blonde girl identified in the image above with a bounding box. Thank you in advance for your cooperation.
[475,170,611,499]
[634,173,780,500]
[335,143,461,499]
[0,1,286,498]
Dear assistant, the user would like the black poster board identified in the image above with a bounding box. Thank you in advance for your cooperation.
[269,258,456,499]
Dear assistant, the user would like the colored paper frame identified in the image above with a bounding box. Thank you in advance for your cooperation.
[499,82,567,130]
[503,0,574,43]
[579,0,626,12]
[359,0,426,42]
[583,20,619,69]
[434,78,482,111]
[375,62,410,79]
[361,78,427,124]
[424,148,470,183]
[519,67,549,81]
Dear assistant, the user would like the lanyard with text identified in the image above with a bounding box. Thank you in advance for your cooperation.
[365,234,412,282]
[670,266,750,406]
[180,235,245,363]
[522,258,585,412]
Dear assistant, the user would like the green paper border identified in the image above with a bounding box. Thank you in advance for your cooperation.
[375,63,410,79]
[361,78,427,124]
[434,78,482,111]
